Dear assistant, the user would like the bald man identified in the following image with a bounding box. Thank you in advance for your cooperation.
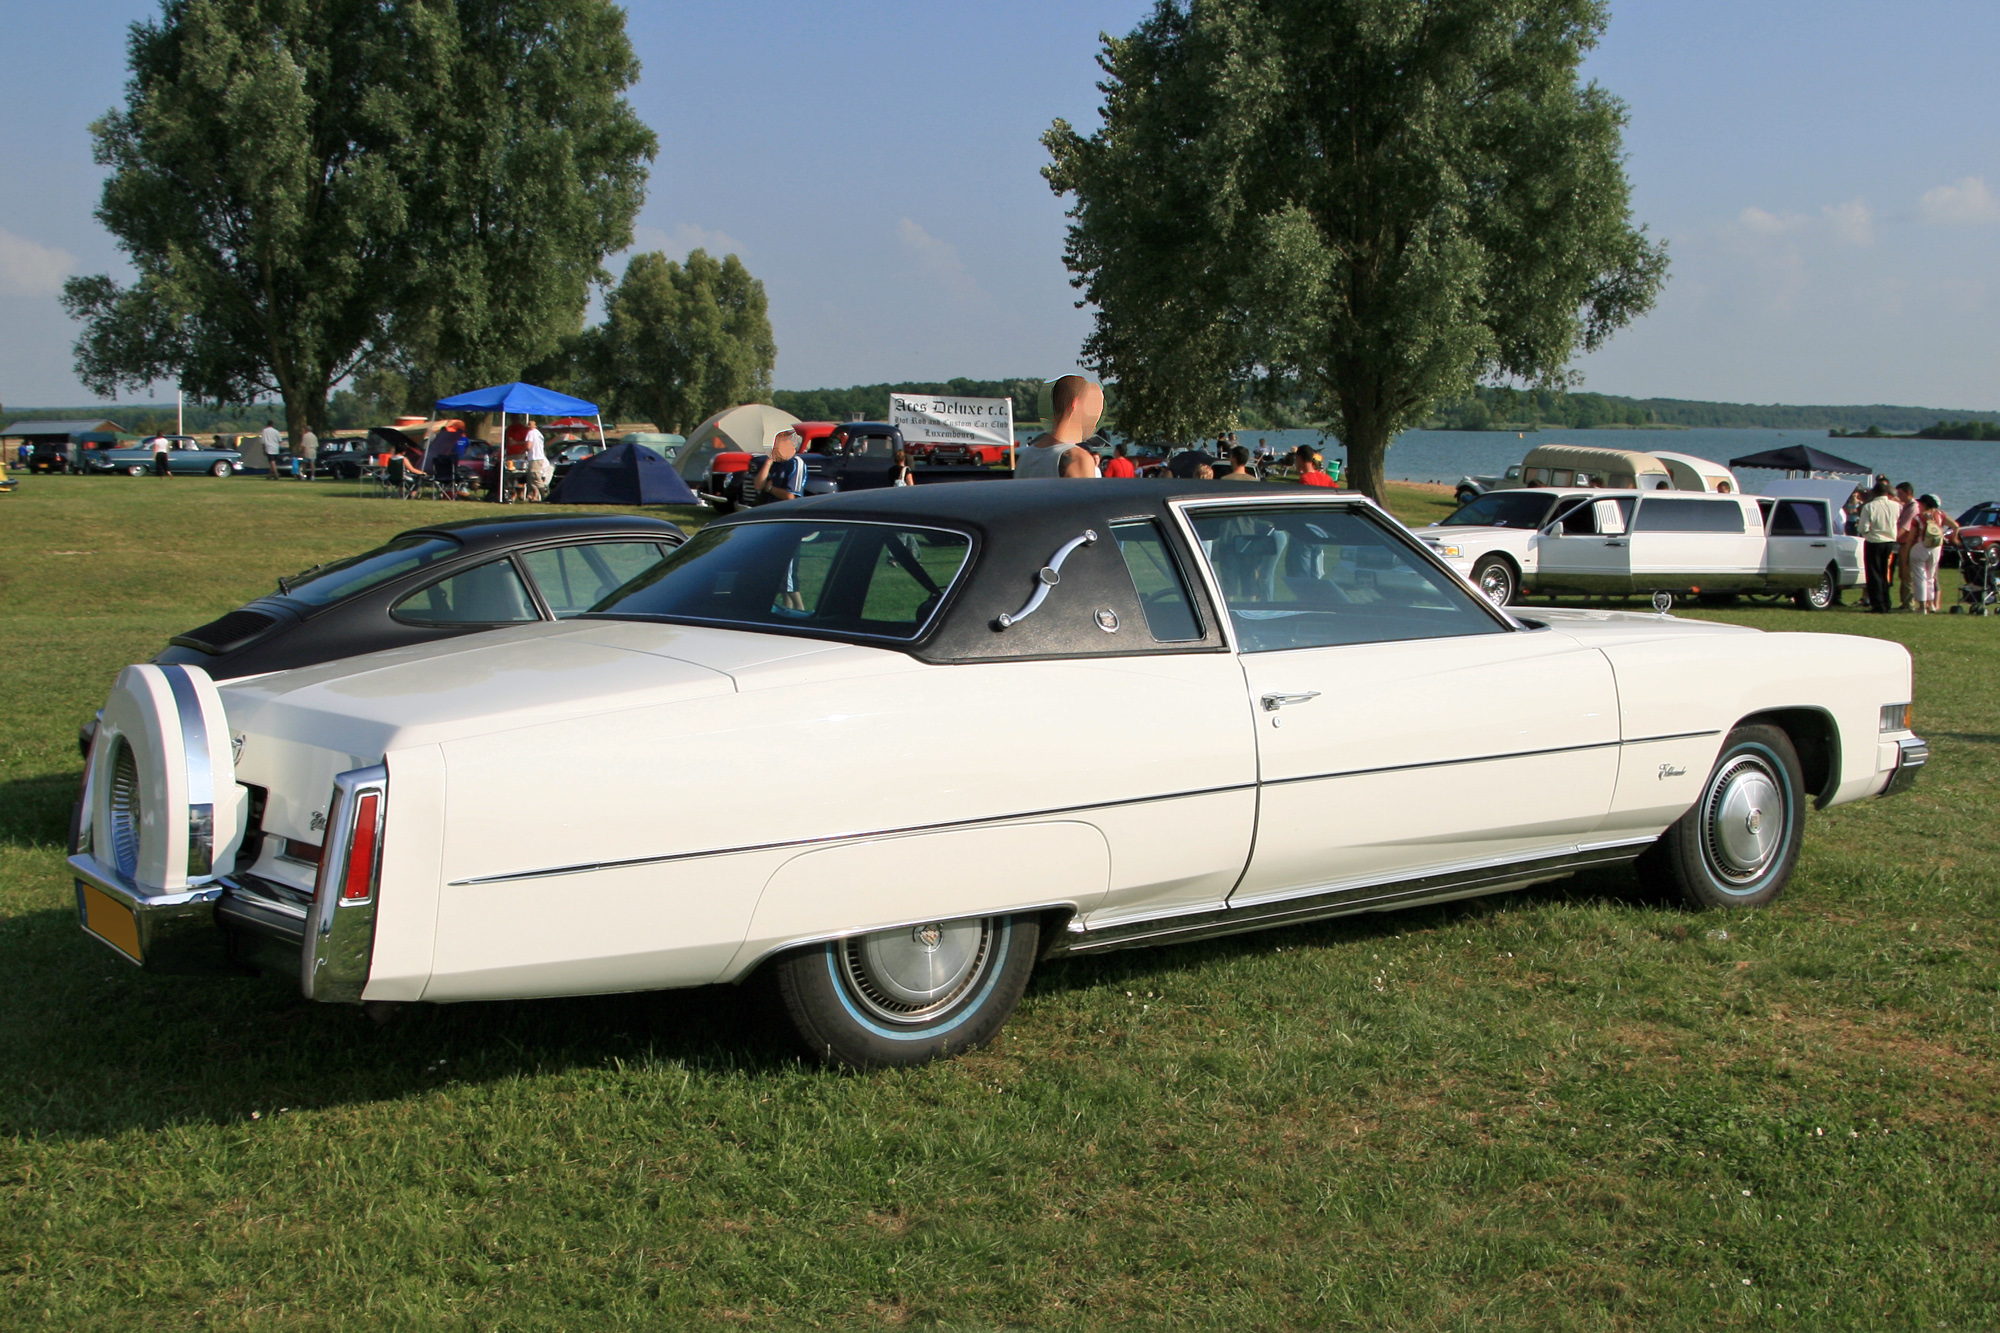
[1015,376,1103,479]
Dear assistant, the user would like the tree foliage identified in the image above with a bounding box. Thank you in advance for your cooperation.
[64,0,654,446]
[588,249,776,433]
[1043,0,1667,497]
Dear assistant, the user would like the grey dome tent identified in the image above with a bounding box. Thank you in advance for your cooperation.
[547,440,700,506]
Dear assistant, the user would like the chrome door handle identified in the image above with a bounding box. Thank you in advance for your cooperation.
[1810,542,1829,547]
[1260,691,1321,712]
[1602,540,1626,547]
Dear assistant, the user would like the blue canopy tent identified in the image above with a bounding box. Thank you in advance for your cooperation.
[434,382,605,504]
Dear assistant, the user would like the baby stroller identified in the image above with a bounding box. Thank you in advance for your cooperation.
[1953,538,2000,615]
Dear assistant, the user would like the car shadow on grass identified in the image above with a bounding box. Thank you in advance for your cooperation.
[0,903,807,1141]
[0,771,81,853]
[1,847,1661,1141]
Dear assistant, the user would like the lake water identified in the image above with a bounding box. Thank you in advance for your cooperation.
[1225,427,2000,511]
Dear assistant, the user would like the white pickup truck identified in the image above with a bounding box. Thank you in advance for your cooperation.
[1419,487,1863,609]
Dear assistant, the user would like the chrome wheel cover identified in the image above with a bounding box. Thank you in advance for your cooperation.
[1476,562,1513,606]
[1808,572,1834,609]
[841,918,993,1025]
[106,738,142,879]
[1701,754,1785,885]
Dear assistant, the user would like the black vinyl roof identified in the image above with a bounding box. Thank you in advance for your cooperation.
[407,512,688,548]
[712,479,1376,662]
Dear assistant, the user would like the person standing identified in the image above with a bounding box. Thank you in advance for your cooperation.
[1100,441,1137,478]
[524,423,550,501]
[1856,482,1902,614]
[1893,481,1920,610]
[1015,376,1103,479]
[1912,494,1957,613]
[259,419,283,480]
[754,427,807,503]
[297,426,318,481]
[1218,445,1258,480]
[150,434,171,478]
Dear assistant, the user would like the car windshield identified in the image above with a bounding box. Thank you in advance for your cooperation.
[1439,492,1559,528]
[280,534,462,608]
[588,520,972,642]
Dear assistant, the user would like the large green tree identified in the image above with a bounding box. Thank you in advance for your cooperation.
[590,249,776,433]
[64,0,655,447]
[1043,0,1667,499]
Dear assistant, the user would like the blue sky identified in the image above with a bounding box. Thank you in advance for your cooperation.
[1,0,1995,409]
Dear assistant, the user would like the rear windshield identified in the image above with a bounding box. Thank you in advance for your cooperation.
[1439,492,1559,528]
[280,534,462,608]
[588,520,972,642]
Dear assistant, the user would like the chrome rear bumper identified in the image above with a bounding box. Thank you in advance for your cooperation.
[69,852,229,973]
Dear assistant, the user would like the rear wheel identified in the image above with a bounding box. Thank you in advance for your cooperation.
[124,464,146,476]
[1638,724,1804,910]
[1471,555,1518,607]
[772,914,1039,1069]
[1792,565,1837,610]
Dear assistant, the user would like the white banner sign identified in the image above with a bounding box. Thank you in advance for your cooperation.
[889,393,1014,448]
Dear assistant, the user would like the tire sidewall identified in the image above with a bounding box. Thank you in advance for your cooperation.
[1472,556,1516,607]
[776,915,1039,1069]
[1668,726,1804,909]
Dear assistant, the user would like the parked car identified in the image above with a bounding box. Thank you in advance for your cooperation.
[1947,500,2000,570]
[704,422,1005,511]
[1454,445,1681,507]
[21,438,83,473]
[1418,487,1862,609]
[82,436,245,477]
[155,514,688,680]
[70,482,1922,1068]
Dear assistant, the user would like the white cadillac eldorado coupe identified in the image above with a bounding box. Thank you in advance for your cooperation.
[71,482,1925,1067]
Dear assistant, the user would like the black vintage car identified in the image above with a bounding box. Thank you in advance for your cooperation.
[76,515,687,762]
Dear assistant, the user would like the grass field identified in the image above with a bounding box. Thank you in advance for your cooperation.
[1,473,1995,1329]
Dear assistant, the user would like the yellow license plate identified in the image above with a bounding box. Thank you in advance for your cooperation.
[79,882,143,963]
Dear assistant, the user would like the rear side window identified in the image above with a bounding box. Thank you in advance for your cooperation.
[591,520,971,641]
[519,542,669,617]
[1768,500,1828,537]
[1633,498,1747,533]
[392,558,538,625]
[1110,520,1201,641]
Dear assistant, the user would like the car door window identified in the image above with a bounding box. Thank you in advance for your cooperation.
[1188,506,1506,651]
[1632,498,1746,533]
[392,558,538,625]
[1110,519,1202,642]
[519,542,669,617]
[1769,500,1827,537]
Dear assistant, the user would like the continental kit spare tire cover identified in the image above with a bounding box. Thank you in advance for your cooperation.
[86,663,245,892]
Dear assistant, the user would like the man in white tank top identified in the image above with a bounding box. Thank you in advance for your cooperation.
[1014,376,1103,479]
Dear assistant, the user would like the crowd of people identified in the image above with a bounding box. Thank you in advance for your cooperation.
[1850,475,1959,614]
[1011,375,1339,487]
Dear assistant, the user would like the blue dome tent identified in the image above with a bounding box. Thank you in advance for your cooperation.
[548,440,699,506]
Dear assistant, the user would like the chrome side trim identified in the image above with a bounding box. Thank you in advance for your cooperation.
[302,765,387,1003]
[1045,842,1651,958]
[1880,735,1928,798]
[68,850,231,974]
[448,781,1258,885]
[160,664,217,882]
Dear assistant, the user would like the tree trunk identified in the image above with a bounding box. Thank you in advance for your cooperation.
[1337,391,1396,503]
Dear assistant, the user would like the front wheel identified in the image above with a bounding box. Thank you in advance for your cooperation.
[772,914,1039,1069]
[1471,555,1518,607]
[1638,724,1805,910]
[1454,487,1480,508]
[209,461,231,478]
[1793,566,1837,610]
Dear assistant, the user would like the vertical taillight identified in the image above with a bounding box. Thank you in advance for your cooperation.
[342,792,381,902]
